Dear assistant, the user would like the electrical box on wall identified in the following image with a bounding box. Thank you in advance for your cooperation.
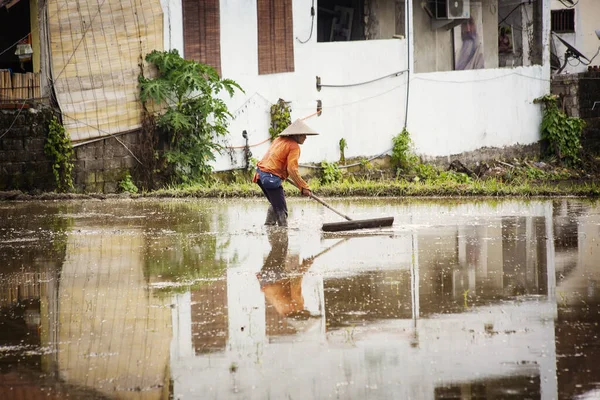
[435,0,470,19]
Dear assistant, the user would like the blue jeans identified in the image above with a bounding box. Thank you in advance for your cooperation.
[256,178,288,215]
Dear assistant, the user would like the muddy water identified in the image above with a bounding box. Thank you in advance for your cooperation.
[0,198,598,400]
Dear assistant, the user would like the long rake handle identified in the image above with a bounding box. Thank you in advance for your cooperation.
[286,179,353,221]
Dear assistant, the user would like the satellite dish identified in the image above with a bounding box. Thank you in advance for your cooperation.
[552,32,590,73]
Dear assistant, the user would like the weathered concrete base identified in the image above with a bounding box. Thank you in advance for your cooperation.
[422,142,543,168]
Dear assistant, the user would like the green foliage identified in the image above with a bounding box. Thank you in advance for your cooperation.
[119,172,139,193]
[534,94,585,165]
[360,158,373,170]
[391,128,418,172]
[44,117,74,192]
[269,99,291,140]
[339,138,348,164]
[247,156,259,172]
[320,161,342,184]
[413,163,472,184]
[139,49,243,184]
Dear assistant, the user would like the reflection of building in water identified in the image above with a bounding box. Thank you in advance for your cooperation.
[191,280,228,354]
[417,214,549,316]
[553,201,600,400]
[171,201,564,399]
[58,230,172,400]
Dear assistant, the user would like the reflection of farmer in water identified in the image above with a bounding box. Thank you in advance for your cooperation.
[456,17,484,70]
[256,229,314,319]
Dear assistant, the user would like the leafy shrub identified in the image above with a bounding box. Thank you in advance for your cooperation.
[391,128,418,172]
[119,172,139,193]
[320,161,342,184]
[139,49,243,184]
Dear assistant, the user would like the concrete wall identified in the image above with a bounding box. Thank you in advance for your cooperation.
[551,71,600,153]
[72,131,143,193]
[0,107,55,192]
[410,66,549,158]
[551,0,600,74]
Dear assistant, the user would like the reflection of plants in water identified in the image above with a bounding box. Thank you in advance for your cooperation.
[344,325,356,346]
[45,207,74,258]
[145,232,230,284]
[463,289,470,309]
[558,291,568,307]
[143,201,235,295]
[229,362,238,373]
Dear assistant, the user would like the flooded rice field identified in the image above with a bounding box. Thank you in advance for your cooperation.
[0,197,599,400]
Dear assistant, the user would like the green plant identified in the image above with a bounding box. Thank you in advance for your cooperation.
[269,99,291,140]
[119,172,139,193]
[320,161,342,184]
[139,49,242,184]
[247,156,259,172]
[534,94,585,165]
[360,158,373,170]
[339,138,348,164]
[391,128,418,172]
[44,117,74,192]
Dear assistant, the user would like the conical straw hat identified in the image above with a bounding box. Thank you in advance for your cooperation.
[279,119,319,136]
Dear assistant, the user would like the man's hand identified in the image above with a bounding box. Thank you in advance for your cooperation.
[301,188,312,197]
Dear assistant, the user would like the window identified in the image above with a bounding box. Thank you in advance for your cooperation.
[257,0,294,75]
[317,0,405,42]
[182,0,221,74]
[551,9,575,33]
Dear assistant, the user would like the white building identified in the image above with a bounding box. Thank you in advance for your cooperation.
[550,0,600,74]
[160,0,552,170]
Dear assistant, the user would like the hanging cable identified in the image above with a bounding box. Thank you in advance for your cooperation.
[498,1,530,27]
[296,0,315,44]
[319,70,408,89]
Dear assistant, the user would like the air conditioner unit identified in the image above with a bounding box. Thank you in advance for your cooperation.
[435,0,470,20]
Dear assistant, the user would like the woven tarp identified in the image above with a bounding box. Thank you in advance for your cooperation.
[48,0,164,142]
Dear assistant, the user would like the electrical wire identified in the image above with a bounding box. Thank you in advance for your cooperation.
[320,70,408,89]
[498,2,526,27]
[0,99,27,141]
[296,0,315,44]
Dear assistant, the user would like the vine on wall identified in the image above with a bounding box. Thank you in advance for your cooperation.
[534,94,585,165]
[44,117,74,192]
[269,99,291,140]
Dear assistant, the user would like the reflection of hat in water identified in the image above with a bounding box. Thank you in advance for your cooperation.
[278,119,319,136]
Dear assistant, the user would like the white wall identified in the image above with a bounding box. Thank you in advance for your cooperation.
[160,0,551,170]
[160,0,184,55]
[410,66,549,157]
[551,0,600,74]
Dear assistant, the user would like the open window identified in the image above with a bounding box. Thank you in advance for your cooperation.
[497,0,544,68]
[0,0,41,104]
[317,0,406,42]
[413,0,544,73]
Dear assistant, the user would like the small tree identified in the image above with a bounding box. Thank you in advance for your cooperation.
[139,50,243,184]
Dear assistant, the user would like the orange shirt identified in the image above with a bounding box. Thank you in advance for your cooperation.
[256,137,309,190]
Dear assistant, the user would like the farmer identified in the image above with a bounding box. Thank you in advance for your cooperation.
[253,118,319,227]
